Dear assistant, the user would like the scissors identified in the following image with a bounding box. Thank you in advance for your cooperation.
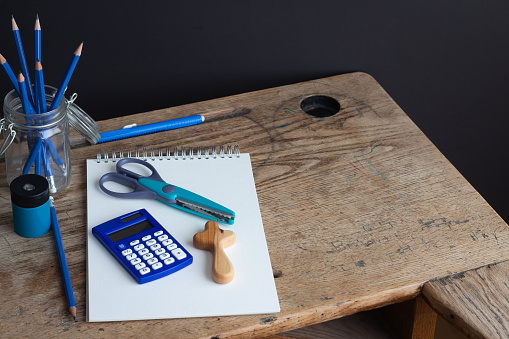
[99,158,235,225]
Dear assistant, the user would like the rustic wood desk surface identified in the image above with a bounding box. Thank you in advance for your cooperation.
[1,73,508,338]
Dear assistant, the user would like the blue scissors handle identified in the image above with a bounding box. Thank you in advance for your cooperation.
[99,172,158,200]
[116,158,164,182]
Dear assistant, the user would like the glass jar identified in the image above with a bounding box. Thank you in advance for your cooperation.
[2,86,73,193]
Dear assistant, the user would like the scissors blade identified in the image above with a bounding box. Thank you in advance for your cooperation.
[175,198,235,224]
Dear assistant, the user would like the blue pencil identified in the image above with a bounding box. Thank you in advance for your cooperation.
[36,60,65,169]
[17,73,32,115]
[49,196,77,319]
[42,143,56,193]
[12,16,35,106]
[22,137,42,175]
[0,53,19,93]
[50,42,83,111]
[22,62,64,176]
[34,60,47,113]
[34,16,42,113]
[18,72,44,174]
[0,54,38,114]
[35,15,41,63]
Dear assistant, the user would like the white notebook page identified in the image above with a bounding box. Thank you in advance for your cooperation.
[86,153,279,322]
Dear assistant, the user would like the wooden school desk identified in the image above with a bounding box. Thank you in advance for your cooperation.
[1,72,508,338]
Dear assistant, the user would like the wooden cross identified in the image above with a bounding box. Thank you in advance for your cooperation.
[193,221,236,284]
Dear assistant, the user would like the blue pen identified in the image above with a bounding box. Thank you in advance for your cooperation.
[96,107,249,144]
[50,196,77,319]
[50,43,83,111]
[97,115,204,144]
[12,16,35,106]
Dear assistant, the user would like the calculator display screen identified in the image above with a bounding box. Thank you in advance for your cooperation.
[107,220,154,243]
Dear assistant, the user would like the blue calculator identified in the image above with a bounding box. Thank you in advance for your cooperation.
[92,209,193,284]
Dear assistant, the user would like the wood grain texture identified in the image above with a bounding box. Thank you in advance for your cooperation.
[423,261,509,339]
[273,311,395,339]
[193,220,236,284]
[1,72,508,338]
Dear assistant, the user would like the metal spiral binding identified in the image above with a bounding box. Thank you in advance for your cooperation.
[97,145,241,162]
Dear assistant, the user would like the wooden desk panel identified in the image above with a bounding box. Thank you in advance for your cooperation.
[1,73,507,337]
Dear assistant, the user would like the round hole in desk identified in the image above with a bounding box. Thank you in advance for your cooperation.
[300,95,340,118]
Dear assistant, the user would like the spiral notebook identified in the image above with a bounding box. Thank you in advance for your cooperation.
[86,146,280,322]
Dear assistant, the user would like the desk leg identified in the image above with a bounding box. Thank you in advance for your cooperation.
[376,295,437,339]
[423,261,509,339]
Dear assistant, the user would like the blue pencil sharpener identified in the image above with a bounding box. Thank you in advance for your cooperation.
[10,174,51,238]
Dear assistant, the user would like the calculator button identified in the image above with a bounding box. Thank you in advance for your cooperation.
[150,244,161,251]
[162,239,173,246]
[164,257,175,265]
[130,258,141,265]
[138,248,149,255]
[167,243,177,251]
[155,248,165,255]
[171,249,187,260]
[117,243,127,250]
[133,244,145,251]
[139,267,150,275]
[135,262,146,270]
[126,253,137,260]
[143,253,154,260]
[159,252,170,260]
[147,257,158,265]
[121,249,132,256]
[158,234,168,242]
[152,262,163,270]
[154,231,163,237]
[142,235,151,241]
[146,239,157,246]
[130,240,139,246]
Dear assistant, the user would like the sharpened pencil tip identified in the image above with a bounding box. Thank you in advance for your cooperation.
[0,54,6,64]
[17,72,24,82]
[70,306,77,319]
[35,60,42,71]
[12,16,18,30]
[35,15,41,30]
[75,42,83,56]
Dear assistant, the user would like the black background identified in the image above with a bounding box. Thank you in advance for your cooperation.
[1,1,508,222]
